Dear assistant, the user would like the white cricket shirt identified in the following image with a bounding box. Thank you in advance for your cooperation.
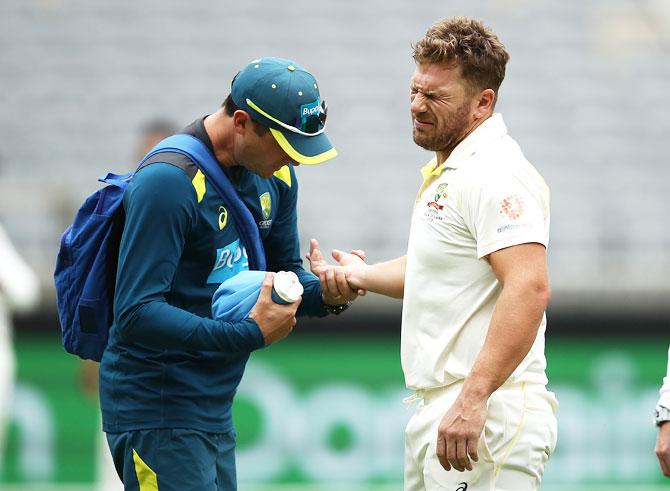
[401,113,551,390]
[659,346,670,409]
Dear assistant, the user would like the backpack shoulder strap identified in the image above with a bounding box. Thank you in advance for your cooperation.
[97,171,134,189]
[141,134,267,271]
[137,152,199,180]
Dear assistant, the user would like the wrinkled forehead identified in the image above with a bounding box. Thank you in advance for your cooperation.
[410,62,465,92]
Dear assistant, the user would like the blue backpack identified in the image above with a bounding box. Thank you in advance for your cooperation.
[54,134,266,361]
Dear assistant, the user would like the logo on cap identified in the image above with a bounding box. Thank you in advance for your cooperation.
[299,99,326,135]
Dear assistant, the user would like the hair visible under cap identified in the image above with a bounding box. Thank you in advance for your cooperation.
[222,93,268,136]
[412,17,509,96]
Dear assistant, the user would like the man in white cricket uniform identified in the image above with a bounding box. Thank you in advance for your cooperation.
[308,17,558,490]
[654,346,670,477]
[0,224,40,469]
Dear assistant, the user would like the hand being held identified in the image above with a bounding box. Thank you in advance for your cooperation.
[249,273,301,346]
[306,238,367,305]
[331,248,366,292]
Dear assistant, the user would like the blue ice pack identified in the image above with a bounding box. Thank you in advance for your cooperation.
[212,270,303,322]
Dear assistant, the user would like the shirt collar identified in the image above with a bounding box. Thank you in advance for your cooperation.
[420,157,440,181]
[418,113,507,181]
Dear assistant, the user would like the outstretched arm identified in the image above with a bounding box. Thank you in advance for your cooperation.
[307,239,406,299]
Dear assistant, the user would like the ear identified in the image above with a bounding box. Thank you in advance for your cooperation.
[473,88,496,118]
[232,110,251,135]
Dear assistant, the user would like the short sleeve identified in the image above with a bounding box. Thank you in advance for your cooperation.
[461,170,549,259]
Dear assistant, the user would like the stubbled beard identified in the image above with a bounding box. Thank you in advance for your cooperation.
[412,102,471,153]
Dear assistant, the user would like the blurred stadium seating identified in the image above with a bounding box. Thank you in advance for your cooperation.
[1,0,669,316]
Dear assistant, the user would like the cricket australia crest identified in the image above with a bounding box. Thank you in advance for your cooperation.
[259,192,271,220]
[259,192,272,229]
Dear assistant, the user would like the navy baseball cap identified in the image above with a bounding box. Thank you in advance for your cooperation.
[231,57,337,165]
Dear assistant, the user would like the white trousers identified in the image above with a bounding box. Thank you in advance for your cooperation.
[404,382,558,491]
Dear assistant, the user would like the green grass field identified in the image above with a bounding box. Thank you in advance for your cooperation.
[1,485,669,491]
[4,336,669,490]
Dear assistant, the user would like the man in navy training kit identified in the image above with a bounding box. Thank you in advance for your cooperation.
[99,57,360,491]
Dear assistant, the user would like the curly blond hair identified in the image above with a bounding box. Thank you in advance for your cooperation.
[413,17,509,96]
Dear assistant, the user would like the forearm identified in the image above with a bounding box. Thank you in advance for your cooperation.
[117,300,265,353]
[293,267,328,317]
[359,256,406,299]
[461,281,549,400]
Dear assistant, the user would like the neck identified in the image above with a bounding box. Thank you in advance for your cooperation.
[204,109,236,168]
[436,112,491,167]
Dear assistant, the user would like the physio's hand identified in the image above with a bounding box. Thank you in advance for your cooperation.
[436,392,487,472]
[656,422,670,477]
[306,238,366,305]
[249,273,301,346]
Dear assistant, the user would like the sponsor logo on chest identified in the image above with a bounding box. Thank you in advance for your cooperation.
[207,239,249,284]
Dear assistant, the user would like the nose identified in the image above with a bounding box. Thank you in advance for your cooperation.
[410,94,427,116]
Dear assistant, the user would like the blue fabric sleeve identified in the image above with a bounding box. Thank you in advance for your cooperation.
[266,167,328,318]
[113,163,265,351]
